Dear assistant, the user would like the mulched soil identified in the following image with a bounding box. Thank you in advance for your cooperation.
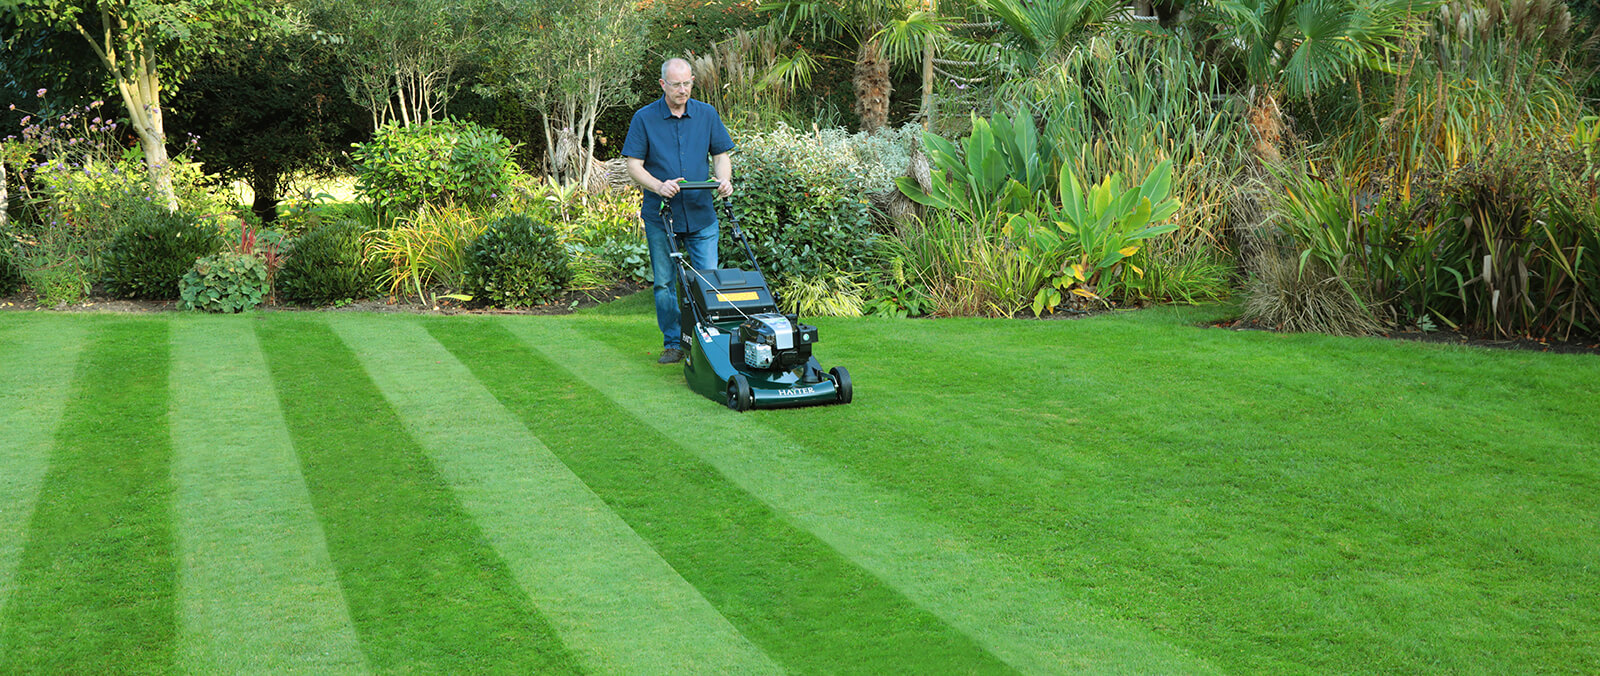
[1209,318,1600,357]
[0,280,647,316]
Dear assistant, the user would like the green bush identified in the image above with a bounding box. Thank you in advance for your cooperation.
[0,244,22,296]
[102,210,225,300]
[351,119,518,212]
[597,237,650,284]
[179,252,268,313]
[465,213,571,308]
[728,124,878,280]
[276,219,378,305]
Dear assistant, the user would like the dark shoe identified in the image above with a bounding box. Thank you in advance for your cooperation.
[657,347,684,364]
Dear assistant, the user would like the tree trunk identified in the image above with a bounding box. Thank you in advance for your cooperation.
[1247,88,1285,164]
[251,166,280,224]
[853,38,892,133]
[125,48,177,211]
[1,157,8,230]
[78,13,177,211]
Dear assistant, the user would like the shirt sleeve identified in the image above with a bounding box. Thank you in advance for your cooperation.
[708,108,734,156]
[621,109,649,160]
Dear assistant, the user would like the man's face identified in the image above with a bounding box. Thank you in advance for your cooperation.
[660,65,693,107]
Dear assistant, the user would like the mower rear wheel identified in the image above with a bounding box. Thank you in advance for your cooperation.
[830,366,852,404]
[726,374,753,411]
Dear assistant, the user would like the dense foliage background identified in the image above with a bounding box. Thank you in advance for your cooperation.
[1,0,1596,336]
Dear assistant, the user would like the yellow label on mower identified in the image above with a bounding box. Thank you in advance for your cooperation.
[716,292,759,302]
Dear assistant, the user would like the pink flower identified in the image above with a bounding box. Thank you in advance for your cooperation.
[35,88,46,97]
[19,116,30,125]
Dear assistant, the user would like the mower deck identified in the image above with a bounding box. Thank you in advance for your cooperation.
[684,319,846,410]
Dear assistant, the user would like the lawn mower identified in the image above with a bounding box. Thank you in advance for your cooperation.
[667,181,852,411]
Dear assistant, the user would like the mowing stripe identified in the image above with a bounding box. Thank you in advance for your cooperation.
[428,318,1018,674]
[509,317,1220,675]
[0,319,178,673]
[255,317,580,673]
[0,319,85,632]
[329,316,781,675]
[168,317,368,674]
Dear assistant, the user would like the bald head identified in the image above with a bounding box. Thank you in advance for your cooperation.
[661,58,692,81]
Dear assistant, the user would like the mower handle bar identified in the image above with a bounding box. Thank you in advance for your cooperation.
[662,188,783,311]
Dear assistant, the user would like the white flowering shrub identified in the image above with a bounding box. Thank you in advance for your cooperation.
[727,123,920,280]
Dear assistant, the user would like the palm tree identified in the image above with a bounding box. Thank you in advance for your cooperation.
[965,0,1122,74]
[764,0,935,131]
[1194,0,1433,161]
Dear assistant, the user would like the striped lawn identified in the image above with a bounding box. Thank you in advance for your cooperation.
[509,317,1218,674]
[427,318,1015,674]
[0,318,85,637]
[1,309,1595,674]
[327,316,780,674]
[168,317,367,673]
[1,319,177,673]
[256,318,579,673]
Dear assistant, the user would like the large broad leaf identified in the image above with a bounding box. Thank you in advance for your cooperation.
[923,132,965,177]
[1118,197,1153,236]
[895,175,951,209]
[1057,168,1087,230]
[1149,197,1181,224]
[1001,179,1034,213]
[1088,175,1115,222]
[963,117,1000,195]
[1128,222,1180,240]
[1137,159,1174,205]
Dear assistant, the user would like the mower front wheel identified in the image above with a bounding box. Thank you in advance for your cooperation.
[726,374,753,412]
[830,367,852,404]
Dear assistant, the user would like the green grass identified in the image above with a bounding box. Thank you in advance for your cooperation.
[1,318,177,673]
[0,301,1596,673]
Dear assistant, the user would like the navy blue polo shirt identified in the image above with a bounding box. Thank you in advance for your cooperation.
[622,97,735,233]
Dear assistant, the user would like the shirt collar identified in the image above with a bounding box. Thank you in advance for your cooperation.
[657,96,693,119]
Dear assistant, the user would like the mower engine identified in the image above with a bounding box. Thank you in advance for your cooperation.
[739,312,817,371]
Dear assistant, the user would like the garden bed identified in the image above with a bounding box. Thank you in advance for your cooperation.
[0,279,646,315]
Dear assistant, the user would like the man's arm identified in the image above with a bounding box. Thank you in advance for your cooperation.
[626,157,681,198]
[712,152,732,198]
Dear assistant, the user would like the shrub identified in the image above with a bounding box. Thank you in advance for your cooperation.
[0,244,22,296]
[179,252,268,313]
[351,119,518,212]
[277,219,379,305]
[596,237,650,284]
[1241,251,1386,336]
[775,269,866,317]
[23,257,91,306]
[369,203,488,301]
[464,213,571,308]
[728,124,879,281]
[102,210,225,300]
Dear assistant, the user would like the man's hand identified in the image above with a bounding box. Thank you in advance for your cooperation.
[657,177,684,199]
[713,152,733,198]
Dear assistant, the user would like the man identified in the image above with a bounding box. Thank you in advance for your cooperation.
[622,58,735,364]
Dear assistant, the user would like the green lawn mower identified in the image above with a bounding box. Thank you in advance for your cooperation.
[668,181,852,411]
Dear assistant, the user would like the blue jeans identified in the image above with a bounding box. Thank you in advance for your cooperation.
[647,224,718,349]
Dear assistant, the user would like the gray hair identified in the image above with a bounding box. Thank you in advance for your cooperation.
[661,58,692,80]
